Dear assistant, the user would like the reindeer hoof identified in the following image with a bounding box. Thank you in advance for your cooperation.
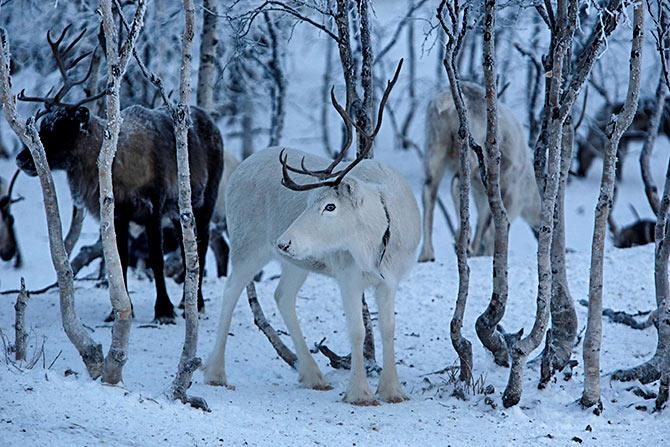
[345,396,380,406]
[203,369,233,389]
[305,380,333,391]
[343,388,378,406]
[299,370,331,391]
[418,251,435,263]
[377,388,409,403]
[153,315,176,325]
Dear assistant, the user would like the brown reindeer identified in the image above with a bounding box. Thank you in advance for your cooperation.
[0,169,23,267]
[15,26,223,324]
[576,96,670,179]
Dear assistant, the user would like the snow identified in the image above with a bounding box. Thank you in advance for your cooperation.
[1,1,670,445]
[2,142,669,445]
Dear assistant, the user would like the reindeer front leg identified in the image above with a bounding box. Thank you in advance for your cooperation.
[339,277,377,406]
[275,262,331,390]
[374,282,408,403]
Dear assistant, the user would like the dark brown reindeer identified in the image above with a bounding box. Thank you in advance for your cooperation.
[576,96,670,179]
[15,26,223,324]
[610,205,656,249]
[0,169,23,267]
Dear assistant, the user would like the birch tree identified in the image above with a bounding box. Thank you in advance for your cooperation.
[99,0,147,385]
[581,1,644,408]
[0,25,104,378]
[499,0,634,408]
[501,0,575,406]
[474,0,512,370]
[196,0,219,113]
[611,2,670,405]
[437,0,474,384]
[168,0,209,411]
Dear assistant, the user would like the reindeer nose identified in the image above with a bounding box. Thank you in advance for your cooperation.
[277,240,291,253]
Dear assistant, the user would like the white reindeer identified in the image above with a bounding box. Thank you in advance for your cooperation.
[205,65,420,405]
[419,82,541,260]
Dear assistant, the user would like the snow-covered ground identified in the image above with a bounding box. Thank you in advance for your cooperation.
[1,2,670,445]
[2,135,669,446]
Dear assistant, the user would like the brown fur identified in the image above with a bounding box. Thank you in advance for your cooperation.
[576,96,670,179]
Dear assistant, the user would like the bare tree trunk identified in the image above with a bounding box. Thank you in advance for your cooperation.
[612,80,670,386]
[400,0,416,147]
[658,371,670,410]
[475,0,511,369]
[64,206,86,257]
[334,0,358,119]
[196,0,218,113]
[169,0,208,411]
[502,0,577,409]
[355,0,373,156]
[438,0,474,383]
[241,97,255,159]
[247,282,297,368]
[540,115,578,386]
[321,35,335,157]
[0,29,104,378]
[99,0,146,385]
[639,72,667,216]
[264,12,286,147]
[581,2,644,408]
[14,278,28,362]
[435,30,445,84]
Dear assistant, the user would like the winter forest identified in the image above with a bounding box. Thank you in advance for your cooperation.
[0,0,669,445]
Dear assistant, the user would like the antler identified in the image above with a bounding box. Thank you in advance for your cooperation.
[0,169,23,208]
[17,25,105,112]
[280,58,404,191]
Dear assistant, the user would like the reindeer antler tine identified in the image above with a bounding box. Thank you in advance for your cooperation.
[371,58,403,139]
[280,60,403,191]
[330,58,404,184]
[70,88,108,108]
[6,169,21,202]
[63,28,87,56]
[300,156,309,172]
[47,24,71,47]
[67,49,93,72]
[318,86,353,174]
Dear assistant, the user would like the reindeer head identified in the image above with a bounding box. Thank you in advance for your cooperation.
[15,25,105,176]
[275,60,402,273]
[0,170,22,261]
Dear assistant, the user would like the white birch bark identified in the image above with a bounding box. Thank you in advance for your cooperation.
[0,26,104,378]
[99,0,147,385]
[14,278,28,362]
[502,0,577,408]
[475,0,512,369]
[438,0,474,383]
[581,2,644,408]
[169,0,209,411]
[196,0,218,113]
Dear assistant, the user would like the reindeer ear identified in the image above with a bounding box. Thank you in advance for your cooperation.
[75,107,90,128]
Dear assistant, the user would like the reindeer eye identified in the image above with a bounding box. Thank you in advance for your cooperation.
[324,203,336,212]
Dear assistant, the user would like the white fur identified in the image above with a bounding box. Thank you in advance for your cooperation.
[419,82,541,260]
[212,150,240,227]
[204,147,420,405]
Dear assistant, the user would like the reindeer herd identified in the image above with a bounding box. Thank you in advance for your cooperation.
[1,25,668,406]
